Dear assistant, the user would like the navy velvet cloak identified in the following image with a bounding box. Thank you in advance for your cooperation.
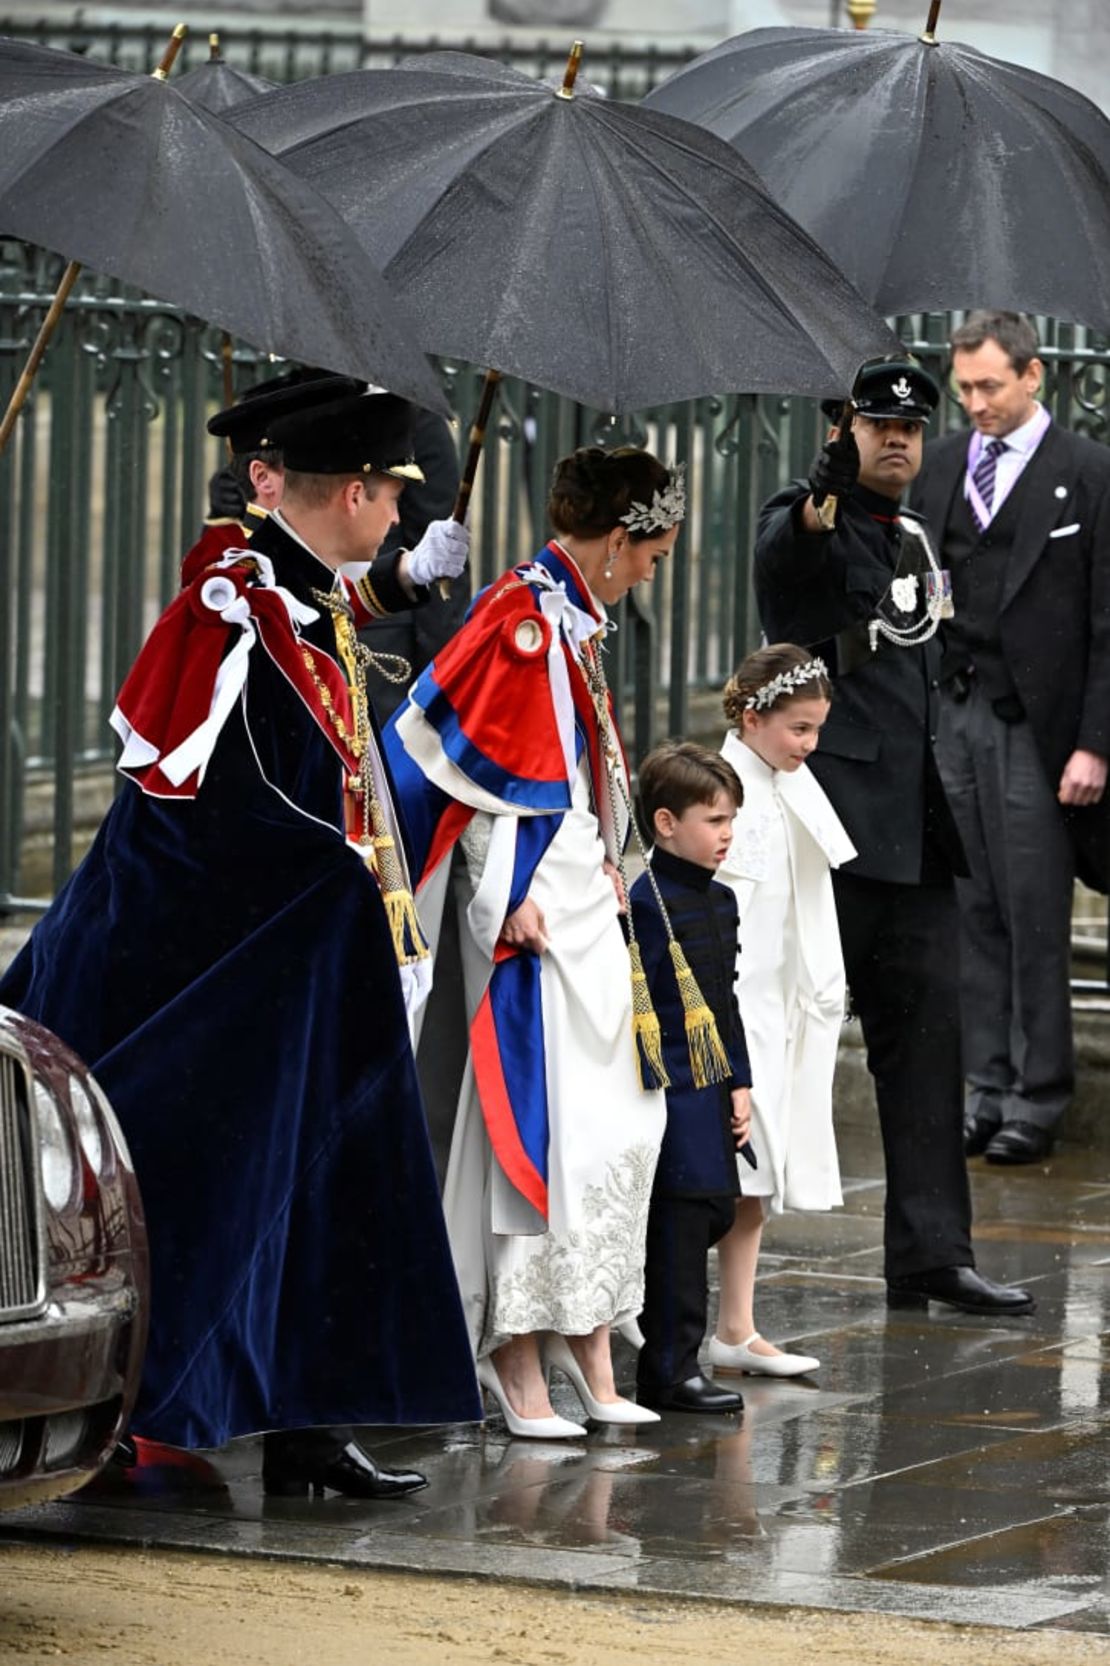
[0,518,481,1447]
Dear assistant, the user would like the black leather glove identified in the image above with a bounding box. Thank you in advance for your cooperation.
[808,429,860,508]
[207,465,247,522]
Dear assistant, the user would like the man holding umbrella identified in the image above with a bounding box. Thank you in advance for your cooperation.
[754,357,1033,1315]
[912,312,1110,1167]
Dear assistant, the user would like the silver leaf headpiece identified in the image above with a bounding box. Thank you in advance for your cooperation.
[619,462,687,534]
[745,657,829,712]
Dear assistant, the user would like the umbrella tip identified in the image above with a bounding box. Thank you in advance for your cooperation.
[557,40,584,100]
[919,0,942,42]
[208,32,220,59]
[152,22,188,80]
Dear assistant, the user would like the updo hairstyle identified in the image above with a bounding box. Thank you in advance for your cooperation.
[548,446,671,543]
[723,643,833,728]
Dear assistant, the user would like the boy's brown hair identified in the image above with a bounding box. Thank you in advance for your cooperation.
[638,740,742,837]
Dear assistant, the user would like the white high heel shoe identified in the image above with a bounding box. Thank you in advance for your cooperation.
[476,1356,587,1440]
[612,1317,645,1351]
[707,1332,820,1378]
[544,1336,660,1425]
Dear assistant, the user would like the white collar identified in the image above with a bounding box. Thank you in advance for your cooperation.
[972,401,1049,460]
[724,729,777,784]
[270,508,343,588]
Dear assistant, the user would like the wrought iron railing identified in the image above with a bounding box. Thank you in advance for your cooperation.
[0,18,698,94]
[3,241,1109,917]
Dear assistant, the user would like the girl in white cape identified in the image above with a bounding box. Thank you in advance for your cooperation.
[710,644,856,1378]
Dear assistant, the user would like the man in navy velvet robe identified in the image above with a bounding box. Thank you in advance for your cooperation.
[0,388,481,1498]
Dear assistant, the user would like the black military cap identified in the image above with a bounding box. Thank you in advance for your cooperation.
[207,368,365,455]
[822,358,940,424]
[267,390,426,481]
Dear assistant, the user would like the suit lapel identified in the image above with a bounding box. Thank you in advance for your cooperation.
[1000,424,1074,610]
[918,434,970,541]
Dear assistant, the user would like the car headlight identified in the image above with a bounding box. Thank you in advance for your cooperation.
[32,1079,77,1211]
[86,1074,131,1175]
[68,1074,103,1174]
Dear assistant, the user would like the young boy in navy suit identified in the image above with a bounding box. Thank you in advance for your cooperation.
[631,742,753,1415]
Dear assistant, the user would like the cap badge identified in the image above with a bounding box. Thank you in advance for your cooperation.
[891,574,919,614]
[892,376,912,402]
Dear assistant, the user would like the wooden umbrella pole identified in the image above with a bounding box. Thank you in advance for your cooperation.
[0,22,189,458]
[920,0,942,43]
[814,397,857,532]
[443,367,502,597]
[221,331,235,410]
[0,261,82,455]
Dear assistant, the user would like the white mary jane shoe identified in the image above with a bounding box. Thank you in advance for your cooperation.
[545,1336,660,1425]
[477,1357,587,1440]
[707,1332,820,1378]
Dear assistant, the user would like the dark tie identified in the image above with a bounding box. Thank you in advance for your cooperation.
[972,437,1005,524]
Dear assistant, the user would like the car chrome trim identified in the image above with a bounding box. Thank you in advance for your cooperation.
[0,1048,46,1320]
[0,1285,138,1351]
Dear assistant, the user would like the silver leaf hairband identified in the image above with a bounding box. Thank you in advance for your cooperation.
[744,657,829,711]
[619,462,687,534]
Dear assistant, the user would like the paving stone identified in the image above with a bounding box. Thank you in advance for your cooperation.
[3,1116,1110,1634]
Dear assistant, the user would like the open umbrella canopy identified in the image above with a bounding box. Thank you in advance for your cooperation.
[644,22,1110,332]
[231,50,897,412]
[174,39,275,114]
[0,36,447,413]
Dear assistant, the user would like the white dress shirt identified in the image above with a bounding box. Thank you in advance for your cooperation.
[965,401,1051,525]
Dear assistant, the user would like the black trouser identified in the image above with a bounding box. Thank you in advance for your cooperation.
[936,689,1075,1133]
[833,870,974,1280]
[262,1426,353,1473]
[637,1192,737,1392]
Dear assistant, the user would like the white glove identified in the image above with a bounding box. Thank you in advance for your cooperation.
[405,518,470,587]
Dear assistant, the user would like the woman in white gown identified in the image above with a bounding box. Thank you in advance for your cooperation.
[389,447,685,1437]
[709,645,856,1378]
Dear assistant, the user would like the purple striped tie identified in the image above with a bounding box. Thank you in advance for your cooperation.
[973,438,1005,524]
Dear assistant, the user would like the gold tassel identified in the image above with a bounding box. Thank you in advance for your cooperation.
[370,813,430,966]
[629,940,669,1091]
[381,884,430,965]
[668,941,731,1089]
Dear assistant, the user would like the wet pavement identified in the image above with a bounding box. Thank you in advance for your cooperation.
[4,1122,1110,1634]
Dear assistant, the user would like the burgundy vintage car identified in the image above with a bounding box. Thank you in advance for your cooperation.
[0,1004,147,1509]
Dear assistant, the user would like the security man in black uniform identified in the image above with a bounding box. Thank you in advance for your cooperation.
[754,358,1033,1315]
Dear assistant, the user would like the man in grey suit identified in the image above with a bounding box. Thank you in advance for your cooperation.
[911,312,1110,1166]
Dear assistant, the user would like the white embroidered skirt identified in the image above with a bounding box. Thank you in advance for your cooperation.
[444,765,665,1356]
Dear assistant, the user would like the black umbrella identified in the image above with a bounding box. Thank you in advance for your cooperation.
[174,34,275,114]
[231,45,898,412]
[173,35,277,410]
[0,29,447,452]
[644,0,1110,331]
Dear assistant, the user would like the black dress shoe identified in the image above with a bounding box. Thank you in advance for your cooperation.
[887,1265,1035,1315]
[262,1441,428,1500]
[963,1112,1000,1157]
[637,1373,743,1414]
[984,1121,1054,1165]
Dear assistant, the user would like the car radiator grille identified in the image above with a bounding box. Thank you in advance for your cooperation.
[0,1054,38,1314]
